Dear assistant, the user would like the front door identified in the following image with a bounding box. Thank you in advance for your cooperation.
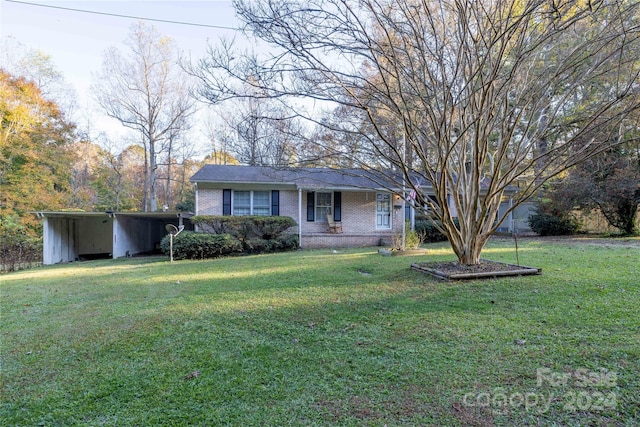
[376,193,391,229]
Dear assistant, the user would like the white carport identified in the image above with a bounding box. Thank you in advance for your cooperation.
[34,212,192,265]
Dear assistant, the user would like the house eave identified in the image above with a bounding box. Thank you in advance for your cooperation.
[296,185,394,193]
[193,181,298,190]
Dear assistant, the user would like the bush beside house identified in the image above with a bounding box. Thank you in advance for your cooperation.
[527,208,582,236]
[160,232,243,260]
[414,218,461,243]
[162,216,299,260]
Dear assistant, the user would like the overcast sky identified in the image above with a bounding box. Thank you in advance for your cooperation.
[1,0,250,149]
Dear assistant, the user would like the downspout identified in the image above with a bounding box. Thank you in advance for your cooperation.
[298,188,302,248]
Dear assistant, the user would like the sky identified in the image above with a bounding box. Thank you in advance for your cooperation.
[0,0,250,150]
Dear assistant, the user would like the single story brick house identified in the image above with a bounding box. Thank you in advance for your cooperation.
[191,164,531,248]
[192,165,430,248]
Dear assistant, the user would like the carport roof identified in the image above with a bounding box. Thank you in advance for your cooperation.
[33,211,192,219]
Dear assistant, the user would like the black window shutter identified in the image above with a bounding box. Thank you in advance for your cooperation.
[223,189,231,216]
[333,191,342,221]
[307,192,315,221]
[271,190,280,216]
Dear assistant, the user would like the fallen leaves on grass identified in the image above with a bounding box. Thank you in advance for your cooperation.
[183,371,201,380]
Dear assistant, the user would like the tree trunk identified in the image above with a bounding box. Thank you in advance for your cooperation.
[451,234,489,265]
[149,163,157,212]
[114,171,121,211]
[165,135,173,210]
[142,146,149,212]
[149,137,158,212]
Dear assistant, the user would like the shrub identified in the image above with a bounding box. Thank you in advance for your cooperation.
[160,231,243,260]
[243,238,273,254]
[277,233,300,251]
[527,209,581,236]
[191,216,297,240]
[244,234,300,254]
[248,216,297,240]
[391,221,424,250]
[0,215,42,272]
[164,218,299,259]
[415,219,453,243]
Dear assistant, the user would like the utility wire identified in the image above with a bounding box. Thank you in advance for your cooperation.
[4,0,241,30]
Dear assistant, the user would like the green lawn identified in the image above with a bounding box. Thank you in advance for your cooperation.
[1,237,639,426]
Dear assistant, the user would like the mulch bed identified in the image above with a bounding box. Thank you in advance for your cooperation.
[411,259,541,281]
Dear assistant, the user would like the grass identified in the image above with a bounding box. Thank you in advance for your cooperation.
[1,236,639,426]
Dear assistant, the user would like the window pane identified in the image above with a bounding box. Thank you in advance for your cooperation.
[316,192,332,222]
[253,191,270,206]
[253,191,270,216]
[317,192,332,207]
[317,207,331,221]
[234,207,251,216]
[233,191,250,216]
[234,191,250,205]
[253,207,270,216]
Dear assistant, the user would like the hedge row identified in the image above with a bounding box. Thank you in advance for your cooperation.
[160,232,241,260]
[160,231,299,260]
[191,215,296,240]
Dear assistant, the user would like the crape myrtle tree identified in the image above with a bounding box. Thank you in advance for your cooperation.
[195,0,640,265]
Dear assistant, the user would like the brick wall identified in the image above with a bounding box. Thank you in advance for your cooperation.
[301,233,393,248]
[195,188,405,248]
[299,191,403,234]
[196,188,223,216]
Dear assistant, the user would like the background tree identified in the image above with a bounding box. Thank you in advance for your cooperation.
[93,21,195,212]
[1,36,77,117]
[68,140,103,210]
[0,68,77,270]
[91,143,147,212]
[195,43,305,167]
[204,98,302,166]
[0,69,76,229]
[196,0,640,264]
[554,140,640,235]
[155,126,202,211]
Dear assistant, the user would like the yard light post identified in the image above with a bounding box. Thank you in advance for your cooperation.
[165,224,184,263]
